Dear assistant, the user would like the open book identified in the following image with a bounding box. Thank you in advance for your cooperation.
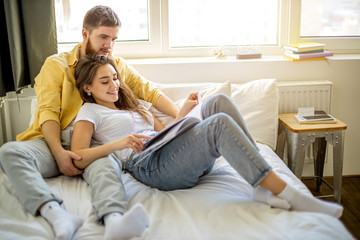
[295,110,337,124]
[134,93,203,165]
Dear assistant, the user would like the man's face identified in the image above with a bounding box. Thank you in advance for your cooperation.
[84,26,120,55]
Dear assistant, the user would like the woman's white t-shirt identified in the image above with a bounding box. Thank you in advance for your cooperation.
[74,101,157,161]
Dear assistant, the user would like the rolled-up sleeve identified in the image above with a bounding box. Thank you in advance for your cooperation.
[35,57,63,127]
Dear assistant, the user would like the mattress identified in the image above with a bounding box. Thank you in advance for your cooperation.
[0,143,353,240]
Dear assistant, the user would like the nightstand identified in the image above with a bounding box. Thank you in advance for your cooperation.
[276,113,347,203]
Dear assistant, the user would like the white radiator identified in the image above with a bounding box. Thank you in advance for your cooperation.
[277,80,333,164]
[0,87,35,145]
[277,80,333,114]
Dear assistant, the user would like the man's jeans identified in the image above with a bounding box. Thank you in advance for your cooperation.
[125,94,271,190]
[0,131,128,221]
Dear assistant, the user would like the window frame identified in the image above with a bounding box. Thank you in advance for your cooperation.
[57,0,360,58]
[288,0,360,54]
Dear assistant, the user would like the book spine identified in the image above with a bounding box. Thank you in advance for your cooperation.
[284,49,324,54]
[283,45,325,52]
[283,55,326,61]
[284,50,333,59]
[283,42,326,52]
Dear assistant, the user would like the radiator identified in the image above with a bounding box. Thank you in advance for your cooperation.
[277,80,333,164]
[0,87,35,145]
[277,80,333,114]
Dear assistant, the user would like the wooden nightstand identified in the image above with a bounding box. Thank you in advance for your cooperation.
[276,113,347,202]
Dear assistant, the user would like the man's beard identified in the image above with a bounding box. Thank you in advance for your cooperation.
[85,39,98,55]
[85,39,110,55]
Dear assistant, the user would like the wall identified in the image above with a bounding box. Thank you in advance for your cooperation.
[2,55,359,176]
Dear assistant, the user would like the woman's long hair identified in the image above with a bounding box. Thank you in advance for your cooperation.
[75,54,152,124]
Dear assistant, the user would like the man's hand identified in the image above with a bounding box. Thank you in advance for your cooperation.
[41,120,83,176]
[53,148,83,176]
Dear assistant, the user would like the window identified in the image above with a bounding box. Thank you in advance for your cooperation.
[168,0,278,47]
[55,0,360,58]
[55,0,148,43]
[288,0,360,53]
[301,0,360,37]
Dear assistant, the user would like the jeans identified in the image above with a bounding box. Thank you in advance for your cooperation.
[125,94,271,190]
[0,131,128,221]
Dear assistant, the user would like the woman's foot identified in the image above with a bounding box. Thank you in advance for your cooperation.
[253,186,291,209]
[278,184,343,218]
[103,203,150,240]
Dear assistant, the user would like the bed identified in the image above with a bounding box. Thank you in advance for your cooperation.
[0,79,354,239]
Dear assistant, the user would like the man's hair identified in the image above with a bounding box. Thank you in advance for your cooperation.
[83,5,121,33]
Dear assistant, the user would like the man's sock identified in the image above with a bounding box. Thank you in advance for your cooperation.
[40,201,84,240]
[103,203,149,240]
[253,186,291,210]
[277,184,343,218]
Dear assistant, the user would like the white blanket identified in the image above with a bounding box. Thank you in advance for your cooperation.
[0,143,353,240]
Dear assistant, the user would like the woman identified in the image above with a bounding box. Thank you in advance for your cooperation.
[72,55,343,238]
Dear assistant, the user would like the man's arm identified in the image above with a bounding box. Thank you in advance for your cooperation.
[41,120,83,176]
[154,95,179,118]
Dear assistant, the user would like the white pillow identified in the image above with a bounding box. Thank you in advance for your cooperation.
[154,81,231,102]
[151,81,232,126]
[231,79,279,150]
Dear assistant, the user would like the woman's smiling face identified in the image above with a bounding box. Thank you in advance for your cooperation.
[84,63,120,109]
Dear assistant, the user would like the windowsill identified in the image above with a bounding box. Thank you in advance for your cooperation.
[125,54,360,65]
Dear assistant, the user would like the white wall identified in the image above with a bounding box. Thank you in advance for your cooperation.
[127,55,360,177]
[2,55,359,176]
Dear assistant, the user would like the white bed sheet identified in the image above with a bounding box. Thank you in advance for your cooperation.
[0,143,353,240]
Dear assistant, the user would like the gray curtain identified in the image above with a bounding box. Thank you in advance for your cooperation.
[0,0,58,97]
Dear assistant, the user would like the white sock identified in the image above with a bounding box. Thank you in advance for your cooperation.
[40,201,83,240]
[103,203,150,240]
[253,186,291,210]
[277,184,343,218]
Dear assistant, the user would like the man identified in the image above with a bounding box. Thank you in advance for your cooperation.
[0,5,178,240]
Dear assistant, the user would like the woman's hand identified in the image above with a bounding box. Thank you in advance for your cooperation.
[114,134,152,153]
[175,92,200,121]
[72,120,153,169]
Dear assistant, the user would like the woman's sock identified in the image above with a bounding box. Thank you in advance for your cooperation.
[40,201,83,240]
[253,186,291,210]
[277,184,343,218]
[103,203,149,240]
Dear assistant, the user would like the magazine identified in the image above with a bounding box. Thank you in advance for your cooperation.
[295,110,337,124]
[134,93,203,165]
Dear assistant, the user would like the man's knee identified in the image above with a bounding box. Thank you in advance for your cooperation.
[0,141,20,153]
[0,141,24,168]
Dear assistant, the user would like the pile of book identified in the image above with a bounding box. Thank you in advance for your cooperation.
[283,42,333,61]
[295,110,337,124]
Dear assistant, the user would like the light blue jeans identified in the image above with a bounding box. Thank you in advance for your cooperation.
[125,94,272,190]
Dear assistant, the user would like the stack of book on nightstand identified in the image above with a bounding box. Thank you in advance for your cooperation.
[283,42,333,61]
[295,110,337,124]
